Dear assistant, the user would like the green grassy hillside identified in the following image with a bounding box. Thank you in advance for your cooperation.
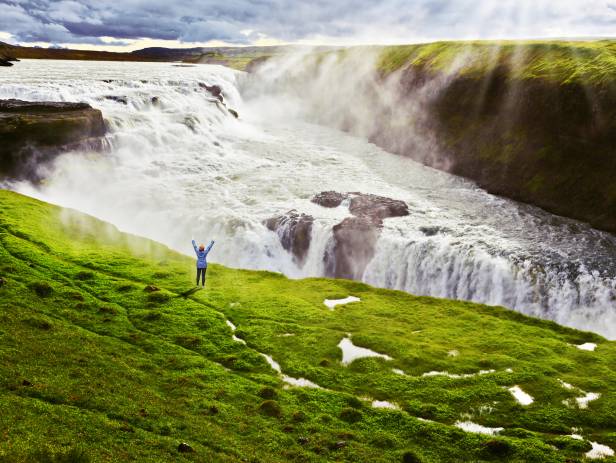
[376,40,616,85]
[0,189,615,462]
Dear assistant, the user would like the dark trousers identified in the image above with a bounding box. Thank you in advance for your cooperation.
[196,267,207,286]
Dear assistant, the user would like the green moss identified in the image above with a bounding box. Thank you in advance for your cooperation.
[0,189,615,462]
[375,40,616,86]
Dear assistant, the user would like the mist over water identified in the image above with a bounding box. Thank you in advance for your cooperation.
[1,59,615,338]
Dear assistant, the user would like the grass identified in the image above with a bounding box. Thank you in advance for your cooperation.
[0,189,615,462]
[374,40,616,85]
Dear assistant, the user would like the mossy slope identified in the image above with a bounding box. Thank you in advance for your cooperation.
[0,189,615,462]
[379,41,616,233]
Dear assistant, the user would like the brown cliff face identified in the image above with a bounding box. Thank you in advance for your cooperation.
[408,68,616,233]
[360,66,616,233]
[0,99,107,180]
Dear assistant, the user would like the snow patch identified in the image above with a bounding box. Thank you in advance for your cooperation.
[586,442,614,459]
[324,296,361,310]
[232,335,246,345]
[455,421,503,435]
[447,349,459,357]
[558,379,575,390]
[371,400,400,410]
[282,375,321,389]
[226,320,236,331]
[576,392,601,409]
[508,386,534,406]
[422,369,496,379]
[260,353,281,373]
[392,368,406,376]
[338,337,392,366]
[278,333,295,337]
[577,343,598,352]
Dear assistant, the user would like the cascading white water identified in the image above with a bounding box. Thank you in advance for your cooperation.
[1,59,615,338]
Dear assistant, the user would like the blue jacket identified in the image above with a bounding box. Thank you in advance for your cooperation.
[192,240,214,268]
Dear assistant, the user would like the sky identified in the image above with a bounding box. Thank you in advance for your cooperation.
[1,0,616,51]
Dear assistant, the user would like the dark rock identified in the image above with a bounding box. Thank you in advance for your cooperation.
[311,191,348,208]
[143,285,160,292]
[104,95,128,105]
[325,216,380,280]
[348,193,409,220]
[21,379,32,387]
[258,386,277,400]
[0,277,5,287]
[0,58,13,67]
[0,99,106,180]
[265,211,314,267]
[228,108,239,119]
[419,226,449,237]
[150,96,160,105]
[339,407,362,423]
[30,281,53,298]
[314,191,409,280]
[331,441,347,450]
[298,436,309,445]
[258,400,282,418]
[200,83,222,97]
[177,443,194,453]
[402,451,422,463]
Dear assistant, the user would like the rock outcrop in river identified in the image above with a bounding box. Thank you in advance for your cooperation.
[264,211,314,267]
[314,192,409,279]
[266,192,409,278]
[0,99,106,180]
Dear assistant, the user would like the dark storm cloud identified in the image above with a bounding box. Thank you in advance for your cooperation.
[1,0,616,46]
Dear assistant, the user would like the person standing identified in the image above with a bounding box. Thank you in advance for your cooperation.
[192,239,214,287]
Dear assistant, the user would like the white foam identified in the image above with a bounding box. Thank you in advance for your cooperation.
[508,386,534,406]
[371,400,400,410]
[576,392,601,409]
[577,343,598,352]
[455,421,503,436]
[338,337,392,366]
[282,375,321,389]
[569,434,584,441]
[586,442,615,459]
[422,369,496,379]
[324,296,361,310]
[260,353,281,373]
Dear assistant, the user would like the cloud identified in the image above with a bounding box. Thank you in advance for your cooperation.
[1,0,615,48]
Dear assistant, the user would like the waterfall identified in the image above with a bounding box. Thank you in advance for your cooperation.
[2,59,614,339]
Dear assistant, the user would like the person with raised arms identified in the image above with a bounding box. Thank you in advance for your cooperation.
[192,239,214,287]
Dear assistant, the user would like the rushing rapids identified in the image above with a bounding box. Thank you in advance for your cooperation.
[1,59,615,338]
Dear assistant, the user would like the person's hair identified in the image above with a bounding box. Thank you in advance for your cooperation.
[199,244,205,251]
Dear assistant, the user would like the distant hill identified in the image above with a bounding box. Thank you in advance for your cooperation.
[0,41,335,70]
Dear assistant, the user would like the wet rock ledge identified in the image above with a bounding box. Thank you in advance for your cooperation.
[0,99,106,180]
[266,192,409,280]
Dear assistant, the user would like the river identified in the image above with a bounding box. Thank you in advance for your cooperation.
[1,59,615,338]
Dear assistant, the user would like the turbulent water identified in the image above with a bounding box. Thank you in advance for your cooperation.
[1,59,615,338]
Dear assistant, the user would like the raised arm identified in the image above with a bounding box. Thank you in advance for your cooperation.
[204,240,215,256]
[191,239,199,256]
